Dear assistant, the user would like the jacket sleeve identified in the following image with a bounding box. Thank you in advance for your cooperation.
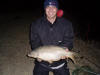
[58,22,74,50]
[29,22,43,50]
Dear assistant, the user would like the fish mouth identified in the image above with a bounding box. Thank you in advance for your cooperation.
[27,53,32,57]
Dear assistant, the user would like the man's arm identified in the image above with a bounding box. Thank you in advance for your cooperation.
[58,22,74,50]
[29,23,43,50]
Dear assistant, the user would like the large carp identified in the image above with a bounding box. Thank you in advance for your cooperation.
[28,45,77,63]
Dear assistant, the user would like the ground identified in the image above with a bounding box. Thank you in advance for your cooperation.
[0,10,100,75]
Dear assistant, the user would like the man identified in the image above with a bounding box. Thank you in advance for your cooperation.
[30,0,74,75]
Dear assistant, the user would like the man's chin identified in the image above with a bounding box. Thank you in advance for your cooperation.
[48,15,56,18]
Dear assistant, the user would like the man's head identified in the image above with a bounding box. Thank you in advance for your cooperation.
[44,0,59,19]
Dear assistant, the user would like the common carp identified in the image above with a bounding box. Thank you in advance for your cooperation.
[28,45,77,63]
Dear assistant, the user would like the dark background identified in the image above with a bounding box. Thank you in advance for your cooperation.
[0,0,99,42]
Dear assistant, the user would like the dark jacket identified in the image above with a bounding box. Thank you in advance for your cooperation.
[30,16,74,50]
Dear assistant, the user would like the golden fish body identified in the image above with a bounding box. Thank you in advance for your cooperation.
[28,45,76,63]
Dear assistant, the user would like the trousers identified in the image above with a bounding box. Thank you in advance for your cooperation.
[33,60,70,75]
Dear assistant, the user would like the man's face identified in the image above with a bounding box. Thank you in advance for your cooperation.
[45,5,58,18]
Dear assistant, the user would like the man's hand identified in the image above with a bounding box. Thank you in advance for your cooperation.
[65,48,69,52]
[61,48,69,59]
[37,58,42,62]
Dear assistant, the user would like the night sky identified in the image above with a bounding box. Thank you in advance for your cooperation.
[0,0,99,41]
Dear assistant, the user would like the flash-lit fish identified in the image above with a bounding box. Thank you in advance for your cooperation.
[28,45,77,63]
